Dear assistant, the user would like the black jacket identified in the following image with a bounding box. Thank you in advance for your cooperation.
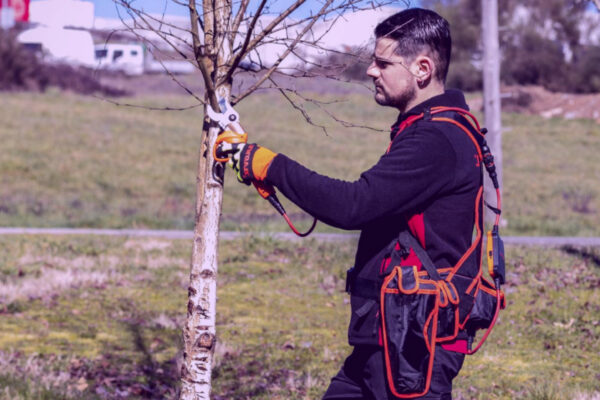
[266,90,483,345]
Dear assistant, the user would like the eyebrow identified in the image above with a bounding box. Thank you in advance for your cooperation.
[372,55,402,64]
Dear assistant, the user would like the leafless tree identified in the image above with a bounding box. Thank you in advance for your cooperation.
[110,0,400,398]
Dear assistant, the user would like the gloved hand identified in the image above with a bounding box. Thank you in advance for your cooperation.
[216,140,277,184]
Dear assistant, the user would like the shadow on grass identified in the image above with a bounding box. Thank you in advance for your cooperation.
[561,245,600,268]
[72,321,182,399]
[126,322,181,399]
[117,322,308,399]
[212,358,299,400]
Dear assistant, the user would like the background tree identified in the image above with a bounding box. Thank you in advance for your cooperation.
[498,0,592,92]
[111,0,398,398]
[0,29,124,95]
[424,0,483,91]
[426,0,600,94]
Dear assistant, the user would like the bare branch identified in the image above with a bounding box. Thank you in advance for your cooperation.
[231,0,307,66]
[272,78,328,134]
[305,97,385,132]
[233,0,336,104]
[146,47,205,103]
[274,86,386,133]
[213,0,235,68]
[221,0,268,84]
[249,0,393,39]
[226,0,398,92]
[190,0,215,94]
[231,0,250,37]
[114,1,192,60]
[94,96,203,111]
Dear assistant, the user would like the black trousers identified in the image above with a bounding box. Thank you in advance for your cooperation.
[322,345,464,400]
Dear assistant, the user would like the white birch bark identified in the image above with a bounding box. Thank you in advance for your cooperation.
[180,0,232,396]
[179,120,222,399]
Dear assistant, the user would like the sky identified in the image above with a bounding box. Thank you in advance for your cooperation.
[90,0,189,18]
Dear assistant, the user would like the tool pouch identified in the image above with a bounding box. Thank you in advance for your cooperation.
[464,276,505,332]
[380,265,457,398]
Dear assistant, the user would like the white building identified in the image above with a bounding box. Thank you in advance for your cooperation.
[17,0,96,67]
[19,26,96,66]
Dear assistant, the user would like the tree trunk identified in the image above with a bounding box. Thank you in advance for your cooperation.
[180,0,232,394]
[180,113,224,399]
[481,0,503,225]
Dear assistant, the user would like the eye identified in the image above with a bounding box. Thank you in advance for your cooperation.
[372,57,390,69]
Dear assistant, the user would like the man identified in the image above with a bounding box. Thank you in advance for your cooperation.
[218,8,481,399]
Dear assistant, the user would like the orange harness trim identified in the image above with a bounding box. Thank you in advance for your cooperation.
[379,107,505,398]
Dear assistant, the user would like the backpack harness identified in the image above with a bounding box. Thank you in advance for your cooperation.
[346,106,507,399]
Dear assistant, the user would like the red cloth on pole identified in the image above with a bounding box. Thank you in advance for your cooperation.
[0,0,29,22]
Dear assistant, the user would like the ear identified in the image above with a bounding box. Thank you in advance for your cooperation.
[412,55,435,82]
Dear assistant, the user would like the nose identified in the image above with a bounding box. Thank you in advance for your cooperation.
[366,61,379,79]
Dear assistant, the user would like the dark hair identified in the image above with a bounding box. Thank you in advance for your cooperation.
[375,8,452,83]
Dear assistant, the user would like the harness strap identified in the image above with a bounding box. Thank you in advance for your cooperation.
[397,230,442,281]
[347,229,442,299]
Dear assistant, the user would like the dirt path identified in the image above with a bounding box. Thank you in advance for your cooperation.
[470,85,600,122]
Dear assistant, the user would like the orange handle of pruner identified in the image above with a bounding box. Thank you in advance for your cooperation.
[213,130,248,162]
[253,181,275,199]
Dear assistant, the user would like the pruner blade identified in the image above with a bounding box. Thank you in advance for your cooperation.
[206,97,245,134]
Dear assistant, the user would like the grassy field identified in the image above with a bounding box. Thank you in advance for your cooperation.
[0,234,598,399]
[1,89,599,399]
[0,90,599,235]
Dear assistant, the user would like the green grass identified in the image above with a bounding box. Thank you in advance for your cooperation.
[0,90,392,233]
[1,89,599,399]
[502,114,600,235]
[2,90,599,235]
[0,235,599,399]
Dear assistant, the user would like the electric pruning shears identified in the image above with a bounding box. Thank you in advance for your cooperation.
[207,97,317,237]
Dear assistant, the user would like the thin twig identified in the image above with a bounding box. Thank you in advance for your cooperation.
[233,0,336,104]
[271,78,329,134]
[232,0,400,102]
[223,0,268,84]
[278,87,386,132]
[114,0,193,58]
[145,47,205,103]
[94,96,203,111]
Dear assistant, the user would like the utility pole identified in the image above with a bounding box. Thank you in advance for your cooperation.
[1,0,15,29]
[481,0,503,225]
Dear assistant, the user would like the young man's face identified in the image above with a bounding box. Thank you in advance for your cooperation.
[367,38,417,112]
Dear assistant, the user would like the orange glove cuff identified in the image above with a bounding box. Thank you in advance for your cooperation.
[252,147,277,181]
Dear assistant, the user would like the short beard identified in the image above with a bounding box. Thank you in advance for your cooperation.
[375,83,417,113]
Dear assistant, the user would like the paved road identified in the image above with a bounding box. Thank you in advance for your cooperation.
[0,227,599,246]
